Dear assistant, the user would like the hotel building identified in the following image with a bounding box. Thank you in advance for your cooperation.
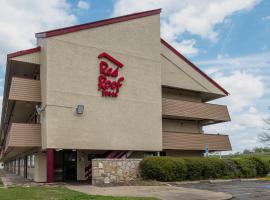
[0,9,231,182]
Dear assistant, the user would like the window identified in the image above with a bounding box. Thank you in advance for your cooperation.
[143,152,158,157]
[31,155,35,167]
[27,156,31,167]
[144,152,166,157]
[160,151,166,156]
[20,158,24,166]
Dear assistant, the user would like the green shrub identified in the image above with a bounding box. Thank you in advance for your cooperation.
[230,158,257,178]
[201,158,226,179]
[174,158,187,180]
[139,157,187,181]
[222,159,241,178]
[183,158,204,180]
[139,156,270,182]
[247,157,269,176]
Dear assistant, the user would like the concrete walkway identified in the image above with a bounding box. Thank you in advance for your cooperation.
[0,170,232,199]
[0,170,34,187]
[67,184,233,200]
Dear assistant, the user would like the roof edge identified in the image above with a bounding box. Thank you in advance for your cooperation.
[36,8,162,39]
[160,38,229,96]
[7,47,41,59]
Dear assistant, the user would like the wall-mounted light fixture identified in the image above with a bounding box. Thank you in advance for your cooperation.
[76,105,84,114]
[35,105,45,115]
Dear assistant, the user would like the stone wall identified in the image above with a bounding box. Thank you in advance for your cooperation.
[92,159,142,185]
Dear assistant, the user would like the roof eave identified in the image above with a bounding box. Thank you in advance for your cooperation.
[7,47,41,59]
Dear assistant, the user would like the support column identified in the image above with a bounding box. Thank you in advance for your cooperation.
[46,149,54,183]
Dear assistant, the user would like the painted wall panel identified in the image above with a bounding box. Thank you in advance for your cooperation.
[41,14,162,151]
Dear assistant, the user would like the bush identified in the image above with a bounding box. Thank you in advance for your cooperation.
[202,158,226,179]
[183,158,204,180]
[139,157,187,181]
[232,158,257,178]
[247,157,269,176]
[222,159,241,178]
[139,156,270,182]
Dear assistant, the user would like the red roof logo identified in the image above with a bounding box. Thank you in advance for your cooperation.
[97,52,125,97]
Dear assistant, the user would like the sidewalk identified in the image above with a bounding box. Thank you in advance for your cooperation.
[0,170,233,200]
[67,184,233,200]
[0,169,33,187]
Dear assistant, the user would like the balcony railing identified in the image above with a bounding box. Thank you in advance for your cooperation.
[8,77,41,102]
[163,131,231,151]
[162,98,230,123]
[5,123,41,152]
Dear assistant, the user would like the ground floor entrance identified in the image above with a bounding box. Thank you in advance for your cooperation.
[54,150,77,182]
[4,149,206,183]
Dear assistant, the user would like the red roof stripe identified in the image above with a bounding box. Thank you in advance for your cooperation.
[161,38,229,95]
[35,9,162,38]
[7,47,41,59]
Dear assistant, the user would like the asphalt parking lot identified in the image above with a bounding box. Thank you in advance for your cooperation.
[173,180,270,200]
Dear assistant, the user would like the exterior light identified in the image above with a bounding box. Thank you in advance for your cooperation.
[76,105,84,114]
[35,105,45,115]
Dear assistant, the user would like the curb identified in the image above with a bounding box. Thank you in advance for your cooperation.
[167,178,262,185]
[240,178,259,182]
[209,179,234,183]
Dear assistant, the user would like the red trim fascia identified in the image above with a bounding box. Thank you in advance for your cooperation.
[7,47,41,59]
[160,39,229,95]
[35,9,162,38]
[98,52,123,68]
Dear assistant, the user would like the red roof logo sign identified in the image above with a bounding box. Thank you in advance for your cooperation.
[97,52,124,97]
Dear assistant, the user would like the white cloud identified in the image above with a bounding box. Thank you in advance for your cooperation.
[170,39,198,55]
[112,0,260,55]
[204,67,220,75]
[235,110,265,128]
[77,0,90,10]
[197,51,270,71]
[213,71,264,112]
[0,0,77,67]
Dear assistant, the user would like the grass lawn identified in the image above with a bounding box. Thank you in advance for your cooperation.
[0,177,3,186]
[0,186,159,200]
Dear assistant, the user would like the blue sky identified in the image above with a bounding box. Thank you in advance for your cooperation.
[0,0,269,153]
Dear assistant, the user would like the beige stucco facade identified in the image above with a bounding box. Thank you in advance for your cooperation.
[38,14,162,151]
[0,9,231,183]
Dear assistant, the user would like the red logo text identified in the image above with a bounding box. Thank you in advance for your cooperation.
[97,52,124,97]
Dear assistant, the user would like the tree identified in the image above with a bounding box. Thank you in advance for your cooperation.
[243,149,251,154]
[258,117,270,144]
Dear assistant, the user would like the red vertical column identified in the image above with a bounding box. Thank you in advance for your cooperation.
[46,149,54,183]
